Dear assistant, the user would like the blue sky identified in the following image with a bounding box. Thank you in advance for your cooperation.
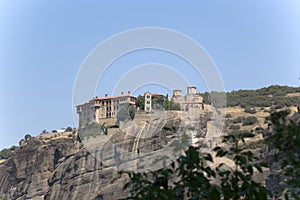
[0,1,300,149]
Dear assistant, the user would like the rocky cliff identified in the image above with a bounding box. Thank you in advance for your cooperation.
[0,110,210,200]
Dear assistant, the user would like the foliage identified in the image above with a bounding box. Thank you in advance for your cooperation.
[116,105,134,124]
[18,139,24,146]
[244,107,256,114]
[152,96,165,108]
[229,124,240,130]
[120,146,220,200]
[232,116,244,124]
[201,85,300,108]
[164,100,181,111]
[214,131,269,200]
[137,94,180,111]
[136,95,145,110]
[0,194,8,200]
[24,134,32,140]
[77,122,106,140]
[225,113,232,118]
[66,126,73,132]
[120,130,270,199]
[242,116,258,126]
[128,105,136,120]
[265,110,300,198]
[0,148,13,159]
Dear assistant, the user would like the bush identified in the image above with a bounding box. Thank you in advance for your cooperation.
[244,107,256,114]
[229,124,240,130]
[66,127,73,132]
[225,113,232,118]
[121,131,270,199]
[255,126,264,131]
[242,116,258,126]
[116,105,134,124]
[24,134,32,140]
[52,130,57,133]
[232,116,244,124]
[19,139,25,146]
[0,148,13,159]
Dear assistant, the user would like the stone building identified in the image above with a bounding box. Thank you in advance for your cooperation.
[143,92,165,113]
[76,92,136,127]
[76,86,203,127]
[172,86,203,112]
[144,92,152,113]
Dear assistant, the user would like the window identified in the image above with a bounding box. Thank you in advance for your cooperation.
[147,101,150,104]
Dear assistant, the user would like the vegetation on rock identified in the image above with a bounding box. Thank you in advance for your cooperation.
[121,110,300,199]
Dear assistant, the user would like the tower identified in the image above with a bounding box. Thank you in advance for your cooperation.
[144,92,152,113]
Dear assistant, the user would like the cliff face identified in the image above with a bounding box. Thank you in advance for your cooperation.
[0,111,209,200]
[0,136,130,200]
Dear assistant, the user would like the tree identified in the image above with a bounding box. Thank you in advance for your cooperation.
[265,110,300,198]
[66,127,73,132]
[242,116,258,126]
[116,105,131,125]
[120,130,269,199]
[0,148,13,159]
[128,105,136,120]
[136,95,145,110]
[24,134,32,140]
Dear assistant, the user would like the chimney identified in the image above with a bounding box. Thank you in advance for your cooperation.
[121,92,124,95]
[95,96,98,98]
[105,94,108,97]
[128,91,131,95]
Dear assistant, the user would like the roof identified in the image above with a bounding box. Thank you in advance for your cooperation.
[94,95,137,101]
[151,93,164,97]
[143,92,164,97]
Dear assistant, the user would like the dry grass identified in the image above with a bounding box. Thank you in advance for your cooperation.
[286,92,300,97]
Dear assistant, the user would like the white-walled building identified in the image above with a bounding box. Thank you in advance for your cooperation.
[76,91,136,127]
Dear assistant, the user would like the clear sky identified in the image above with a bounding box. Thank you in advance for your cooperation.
[0,1,300,149]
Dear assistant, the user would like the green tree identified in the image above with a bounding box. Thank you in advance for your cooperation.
[66,126,73,132]
[24,134,32,140]
[136,95,145,110]
[266,110,300,199]
[120,131,269,199]
[116,105,132,125]
[0,148,13,159]
[214,131,269,200]
[242,116,258,126]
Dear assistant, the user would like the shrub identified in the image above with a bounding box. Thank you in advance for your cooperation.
[244,107,256,114]
[79,143,84,149]
[121,131,270,199]
[242,116,258,126]
[232,116,244,124]
[24,134,32,140]
[66,127,73,132]
[52,130,57,133]
[19,139,25,146]
[255,126,264,132]
[0,148,13,159]
[225,113,232,118]
[229,124,240,130]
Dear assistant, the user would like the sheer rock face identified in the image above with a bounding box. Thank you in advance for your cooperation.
[0,113,209,200]
[0,136,129,200]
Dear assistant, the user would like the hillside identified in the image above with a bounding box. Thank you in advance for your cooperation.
[0,85,300,199]
[201,85,300,108]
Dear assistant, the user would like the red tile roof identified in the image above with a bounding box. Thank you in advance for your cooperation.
[94,95,136,101]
